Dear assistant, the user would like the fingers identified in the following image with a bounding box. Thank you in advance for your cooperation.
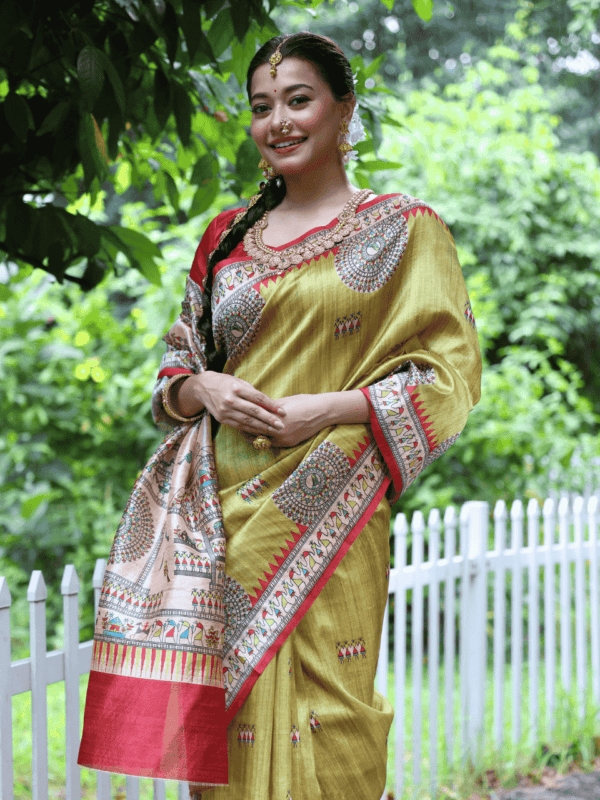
[231,381,286,417]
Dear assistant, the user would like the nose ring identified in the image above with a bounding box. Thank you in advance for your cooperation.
[280,119,291,135]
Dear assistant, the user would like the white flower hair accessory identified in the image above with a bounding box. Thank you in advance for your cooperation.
[345,109,367,161]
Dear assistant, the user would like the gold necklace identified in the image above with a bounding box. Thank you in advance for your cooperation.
[243,189,373,270]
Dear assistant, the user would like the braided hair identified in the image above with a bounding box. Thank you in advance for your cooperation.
[200,32,356,373]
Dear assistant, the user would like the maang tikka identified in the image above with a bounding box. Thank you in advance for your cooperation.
[269,40,285,78]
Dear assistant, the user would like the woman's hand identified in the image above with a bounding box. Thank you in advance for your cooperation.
[183,372,286,436]
[266,394,329,448]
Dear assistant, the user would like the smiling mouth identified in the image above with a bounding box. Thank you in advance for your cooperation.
[270,137,307,151]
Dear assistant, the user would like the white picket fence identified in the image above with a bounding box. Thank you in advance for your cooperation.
[374,496,600,798]
[1,496,600,800]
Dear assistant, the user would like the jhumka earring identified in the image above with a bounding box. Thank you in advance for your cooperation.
[339,120,353,164]
[258,157,276,179]
[269,40,284,78]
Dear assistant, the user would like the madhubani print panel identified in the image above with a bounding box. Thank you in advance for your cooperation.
[92,424,226,687]
[212,282,265,362]
[367,363,437,492]
[272,441,350,526]
[335,212,408,293]
[222,439,386,710]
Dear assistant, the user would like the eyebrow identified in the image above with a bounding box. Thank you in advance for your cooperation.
[250,84,314,103]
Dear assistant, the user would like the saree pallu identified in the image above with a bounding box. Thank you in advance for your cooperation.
[78,192,482,799]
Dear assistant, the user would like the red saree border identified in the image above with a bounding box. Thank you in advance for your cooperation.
[361,386,404,501]
[78,671,229,784]
[157,366,193,380]
[224,475,390,724]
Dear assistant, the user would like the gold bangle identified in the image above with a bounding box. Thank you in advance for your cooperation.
[252,435,271,450]
[162,374,203,424]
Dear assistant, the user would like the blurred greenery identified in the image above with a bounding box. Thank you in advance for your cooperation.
[1,0,600,669]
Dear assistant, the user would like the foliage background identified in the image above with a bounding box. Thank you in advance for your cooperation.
[1,0,600,659]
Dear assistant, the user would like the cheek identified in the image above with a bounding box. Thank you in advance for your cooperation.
[299,104,332,135]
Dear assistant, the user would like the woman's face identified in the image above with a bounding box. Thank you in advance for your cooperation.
[249,56,354,177]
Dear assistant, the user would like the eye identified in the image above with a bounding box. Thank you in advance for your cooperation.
[290,95,309,106]
[251,104,270,115]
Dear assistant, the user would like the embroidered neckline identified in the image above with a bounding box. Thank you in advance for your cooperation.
[242,188,374,270]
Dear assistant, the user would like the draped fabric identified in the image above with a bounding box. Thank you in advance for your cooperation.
[78,192,481,797]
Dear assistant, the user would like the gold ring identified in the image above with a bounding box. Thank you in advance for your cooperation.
[252,435,271,450]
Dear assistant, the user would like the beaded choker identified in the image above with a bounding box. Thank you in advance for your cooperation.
[243,189,373,271]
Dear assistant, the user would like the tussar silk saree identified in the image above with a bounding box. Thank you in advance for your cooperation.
[78,192,481,799]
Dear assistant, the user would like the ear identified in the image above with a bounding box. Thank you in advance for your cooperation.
[340,93,356,124]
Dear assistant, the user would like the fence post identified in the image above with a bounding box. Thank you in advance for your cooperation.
[511,500,524,745]
[492,500,507,750]
[411,510,425,791]
[443,505,457,767]
[61,564,82,800]
[527,498,541,745]
[428,508,441,796]
[543,497,556,734]
[464,501,488,766]
[589,496,600,720]
[394,513,408,800]
[558,497,571,693]
[0,576,14,800]
[28,570,49,800]
[91,558,111,800]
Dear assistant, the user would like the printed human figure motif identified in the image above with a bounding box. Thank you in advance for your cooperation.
[290,725,300,748]
[309,710,322,732]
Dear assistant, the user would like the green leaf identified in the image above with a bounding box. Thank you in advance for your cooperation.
[4,93,33,142]
[77,46,105,111]
[411,0,433,22]
[153,67,171,131]
[236,137,260,182]
[78,112,108,188]
[36,100,70,137]
[231,32,256,88]
[165,172,179,210]
[189,178,219,218]
[359,159,403,172]
[231,3,251,44]
[172,80,192,146]
[108,226,162,258]
[363,54,385,79]
[21,493,52,520]
[191,153,219,185]
[162,1,179,65]
[207,9,235,59]
[181,0,201,62]
[96,51,126,116]
[378,0,395,9]
[132,255,162,286]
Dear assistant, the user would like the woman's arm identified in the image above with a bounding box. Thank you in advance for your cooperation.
[169,371,287,435]
[266,390,370,448]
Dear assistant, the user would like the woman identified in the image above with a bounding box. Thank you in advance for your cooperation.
[78,32,481,800]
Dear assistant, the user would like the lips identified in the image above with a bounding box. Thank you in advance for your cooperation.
[269,137,307,151]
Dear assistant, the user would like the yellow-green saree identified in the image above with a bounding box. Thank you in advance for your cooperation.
[78,192,481,800]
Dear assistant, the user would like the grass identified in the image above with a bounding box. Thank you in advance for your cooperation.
[383,659,600,799]
[9,663,600,799]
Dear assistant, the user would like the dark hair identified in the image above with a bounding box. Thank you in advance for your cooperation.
[200,33,355,373]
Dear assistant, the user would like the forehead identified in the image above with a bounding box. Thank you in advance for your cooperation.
[250,56,331,99]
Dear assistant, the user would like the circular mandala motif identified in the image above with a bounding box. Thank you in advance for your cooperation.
[223,574,252,642]
[109,489,154,564]
[335,216,408,293]
[213,287,265,359]
[272,441,350,526]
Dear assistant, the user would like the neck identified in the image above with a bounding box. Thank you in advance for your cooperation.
[278,159,357,212]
